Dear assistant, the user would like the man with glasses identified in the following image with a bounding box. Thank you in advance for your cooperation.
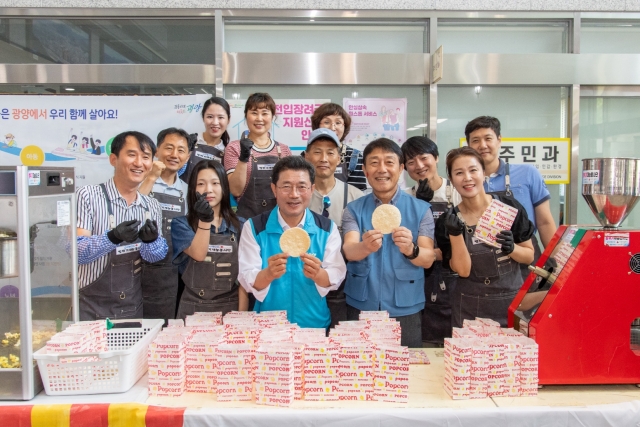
[238,156,346,328]
[304,128,364,327]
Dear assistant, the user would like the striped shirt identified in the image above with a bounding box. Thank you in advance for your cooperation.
[224,138,292,199]
[76,178,167,288]
[341,145,367,192]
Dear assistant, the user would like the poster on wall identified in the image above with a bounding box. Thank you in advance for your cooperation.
[458,137,571,184]
[228,99,330,153]
[0,94,213,187]
[342,98,407,151]
[0,96,328,187]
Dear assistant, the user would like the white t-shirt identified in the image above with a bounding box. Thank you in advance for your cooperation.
[309,180,364,227]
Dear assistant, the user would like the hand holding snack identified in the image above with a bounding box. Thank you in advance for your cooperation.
[392,226,414,256]
[266,253,289,281]
[300,253,323,281]
[362,229,383,253]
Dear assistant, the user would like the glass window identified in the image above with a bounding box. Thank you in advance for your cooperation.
[0,19,215,64]
[225,24,427,53]
[437,21,569,53]
[579,96,640,228]
[581,22,640,54]
[438,86,569,228]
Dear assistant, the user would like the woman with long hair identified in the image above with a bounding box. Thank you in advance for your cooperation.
[180,97,231,183]
[172,160,248,318]
[436,147,534,327]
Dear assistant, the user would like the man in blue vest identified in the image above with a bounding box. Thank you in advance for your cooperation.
[238,156,347,328]
[342,138,437,347]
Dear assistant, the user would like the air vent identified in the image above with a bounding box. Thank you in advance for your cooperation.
[630,253,640,274]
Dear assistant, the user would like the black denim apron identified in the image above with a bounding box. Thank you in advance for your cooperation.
[450,202,523,328]
[326,180,350,329]
[79,184,147,320]
[235,142,281,220]
[141,189,186,321]
[421,179,458,345]
[181,142,224,184]
[334,144,350,183]
[486,163,541,282]
[176,231,239,319]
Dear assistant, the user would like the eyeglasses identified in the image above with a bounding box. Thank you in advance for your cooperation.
[322,195,331,218]
[277,185,311,195]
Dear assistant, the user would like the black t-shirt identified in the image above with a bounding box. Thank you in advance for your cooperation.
[435,193,535,270]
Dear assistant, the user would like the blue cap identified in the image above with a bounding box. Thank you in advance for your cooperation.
[306,128,341,148]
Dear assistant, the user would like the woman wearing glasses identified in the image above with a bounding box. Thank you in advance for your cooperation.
[303,128,364,328]
[225,93,293,220]
[172,160,249,319]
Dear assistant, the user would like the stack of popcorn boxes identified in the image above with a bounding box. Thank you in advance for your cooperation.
[45,321,108,361]
[255,345,296,407]
[144,310,416,405]
[373,345,410,403]
[216,343,255,401]
[185,331,223,393]
[444,317,539,399]
[335,344,375,401]
[514,335,539,396]
[443,338,472,399]
[185,312,222,327]
[148,336,187,397]
[303,340,340,401]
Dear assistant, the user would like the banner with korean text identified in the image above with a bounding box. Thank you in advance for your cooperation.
[0,95,327,187]
[342,98,407,151]
[459,138,571,184]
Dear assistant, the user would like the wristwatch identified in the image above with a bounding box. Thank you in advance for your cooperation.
[403,242,420,260]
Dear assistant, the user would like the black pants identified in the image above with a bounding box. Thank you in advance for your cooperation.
[346,304,422,348]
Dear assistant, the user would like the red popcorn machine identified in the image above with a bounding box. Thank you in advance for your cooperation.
[509,157,640,385]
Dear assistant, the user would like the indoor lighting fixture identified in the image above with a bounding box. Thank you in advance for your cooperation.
[232,93,240,100]
[437,118,448,123]
[351,91,358,98]
[65,87,75,91]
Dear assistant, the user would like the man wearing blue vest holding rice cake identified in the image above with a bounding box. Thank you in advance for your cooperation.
[238,156,347,328]
[342,138,437,347]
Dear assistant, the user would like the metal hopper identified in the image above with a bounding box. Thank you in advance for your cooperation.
[582,157,640,228]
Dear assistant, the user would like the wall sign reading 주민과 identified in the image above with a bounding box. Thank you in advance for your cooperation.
[459,138,571,184]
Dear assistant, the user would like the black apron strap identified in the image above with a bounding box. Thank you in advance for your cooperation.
[99,183,116,229]
[343,180,348,209]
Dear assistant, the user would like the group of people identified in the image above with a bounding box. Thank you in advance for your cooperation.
[76,93,556,348]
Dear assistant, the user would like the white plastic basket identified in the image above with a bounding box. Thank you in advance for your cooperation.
[33,319,163,396]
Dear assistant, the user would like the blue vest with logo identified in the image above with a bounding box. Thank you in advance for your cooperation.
[344,190,429,317]
[250,208,333,328]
